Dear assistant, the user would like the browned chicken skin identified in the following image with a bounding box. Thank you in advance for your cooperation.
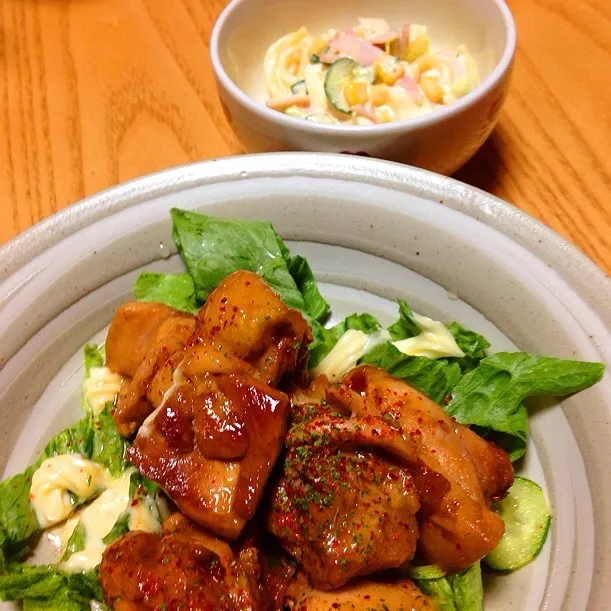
[128,373,290,539]
[107,303,196,437]
[106,302,196,379]
[109,270,311,438]
[267,402,421,591]
[100,514,261,611]
[285,571,435,611]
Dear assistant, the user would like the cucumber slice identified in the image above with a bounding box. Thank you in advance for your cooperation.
[484,476,551,572]
[406,565,447,580]
[291,80,307,95]
[324,57,359,114]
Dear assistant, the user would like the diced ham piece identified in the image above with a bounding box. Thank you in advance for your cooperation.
[396,73,425,105]
[329,32,385,66]
[353,104,380,123]
[398,25,410,58]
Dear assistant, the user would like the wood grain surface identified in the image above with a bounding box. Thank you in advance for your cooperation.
[1,0,610,273]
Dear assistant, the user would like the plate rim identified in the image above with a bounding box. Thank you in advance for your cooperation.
[1,153,609,326]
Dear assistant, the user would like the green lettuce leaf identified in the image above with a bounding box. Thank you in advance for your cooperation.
[101,513,130,546]
[388,301,490,372]
[83,345,104,380]
[416,562,482,611]
[446,322,491,373]
[360,343,462,404]
[61,523,86,563]
[446,322,490,359]
[309,313,381,368]
[447,353,605,461]
[417,578,457,611]
[0,563,104,610]
[83,344,104,413]
[132,272,199,314]
[286,255,329,322]
[91,405,128,477]
[171,209,307,312]
[387,299,421,340]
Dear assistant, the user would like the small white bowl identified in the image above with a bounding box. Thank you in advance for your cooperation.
[210,0,516,174]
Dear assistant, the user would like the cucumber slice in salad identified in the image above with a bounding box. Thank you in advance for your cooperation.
[291,79,307,95]
[484,476,552,572]
[324,57,360,114]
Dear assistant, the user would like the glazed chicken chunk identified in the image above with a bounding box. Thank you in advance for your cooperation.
[100,514,263,610]
[332,365,514,570]
[128,373,290,539]
[267,402,421,590]
[285,571,435,611]
[108,270,311,437]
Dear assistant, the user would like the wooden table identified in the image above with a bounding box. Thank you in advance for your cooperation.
[1,0,610,273]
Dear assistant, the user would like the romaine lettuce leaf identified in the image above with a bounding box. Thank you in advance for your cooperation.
[446,322,490,359]
[388,299,421,340]
[416,562,482,611]
[91,406,128,477]
[132,272,199,314]
[171,209,308,312]
[61,523,86,562]
[447,352,605,461]
[103,472,164,546]
[0,562,104,610]
[286,255,329,322]
[83,345,104,380]
[387,301,490,372]
[360,343,462,404]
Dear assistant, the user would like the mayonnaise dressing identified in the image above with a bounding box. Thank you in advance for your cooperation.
[30,455,109,528]
[84,367,122,415]
[313,312,465,382]
[313,329,391,382]
[392,314,465,359]
[60,469,163,573]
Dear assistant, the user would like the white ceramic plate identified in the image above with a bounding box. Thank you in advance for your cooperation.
[1,153,609,610]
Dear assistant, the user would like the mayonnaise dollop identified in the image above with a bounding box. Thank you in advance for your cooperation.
[84,367,122,415]
[392,314,465,359]
[30,455,109,528]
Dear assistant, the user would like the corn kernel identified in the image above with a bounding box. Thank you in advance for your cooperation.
[344,80,369,106]
[413,55,447,81]
[374,58,405,86]
[371,85,389,106]
[378,106,395,123]
[420,76,445,104]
